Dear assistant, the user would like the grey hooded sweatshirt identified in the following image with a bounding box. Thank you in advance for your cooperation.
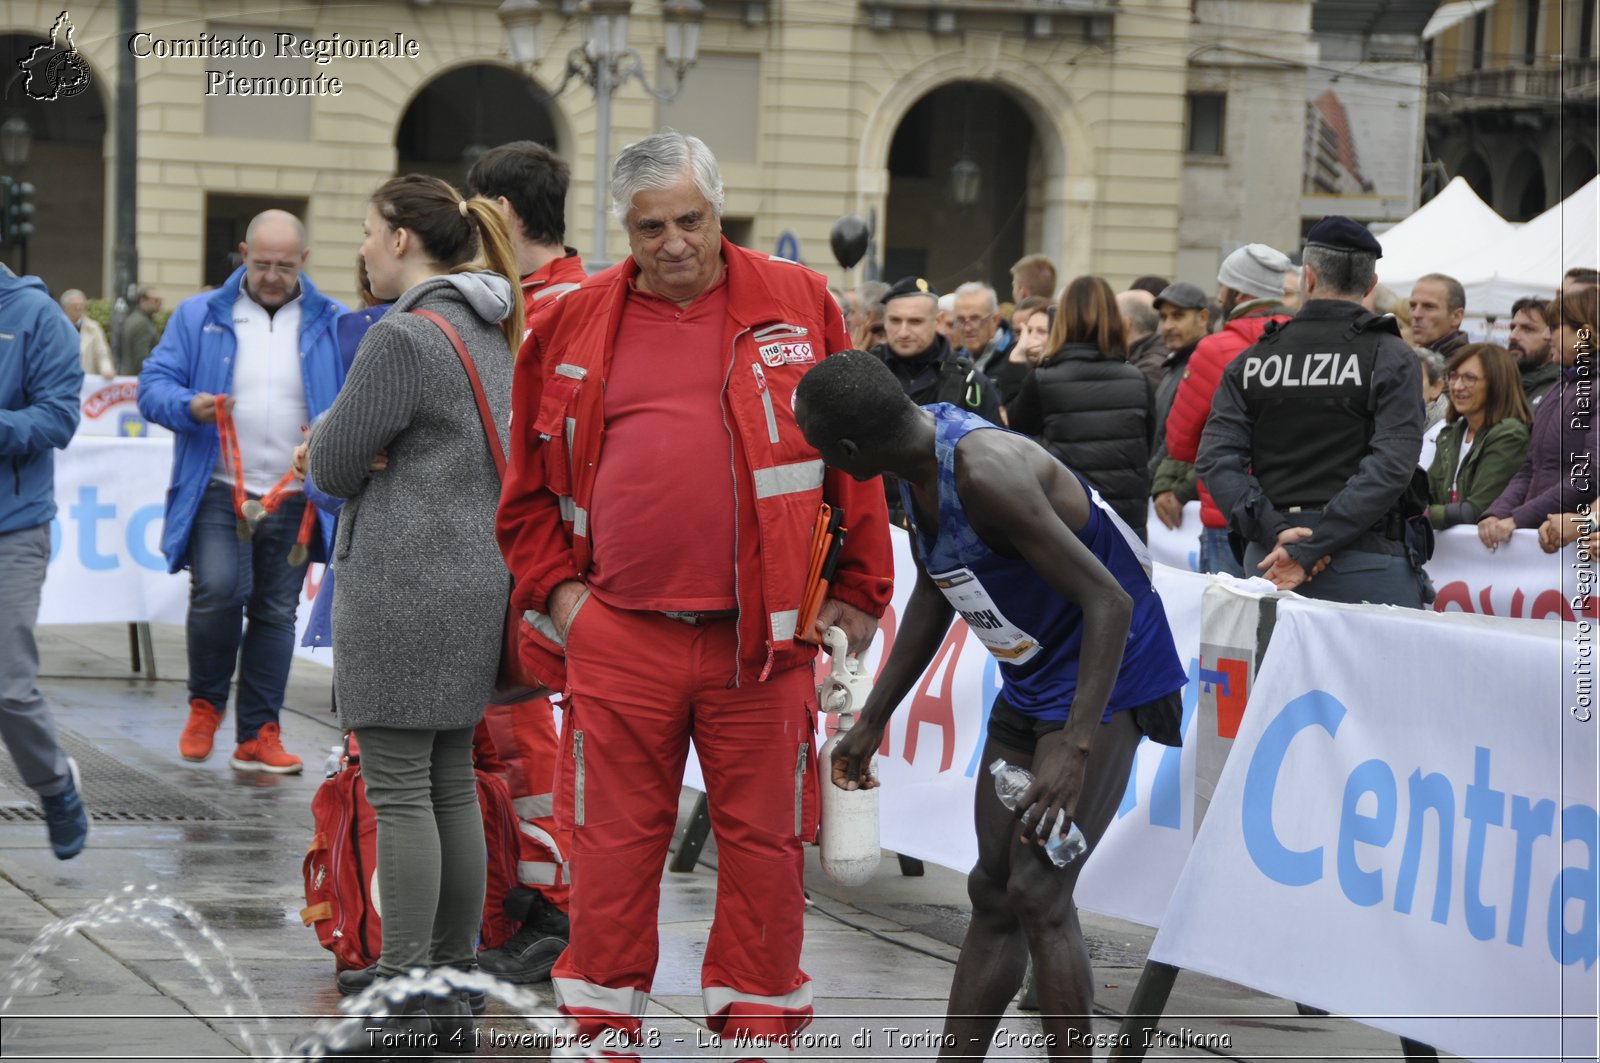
[308,271,516,731]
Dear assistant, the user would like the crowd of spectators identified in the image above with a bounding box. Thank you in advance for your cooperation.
[846,251,1597,571]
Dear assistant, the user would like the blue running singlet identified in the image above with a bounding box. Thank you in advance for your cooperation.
[902,404,1186,723]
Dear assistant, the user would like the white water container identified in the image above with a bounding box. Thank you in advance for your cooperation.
[817,626,882,887]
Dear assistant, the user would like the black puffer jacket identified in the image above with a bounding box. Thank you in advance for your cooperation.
[1008,342,1155,536]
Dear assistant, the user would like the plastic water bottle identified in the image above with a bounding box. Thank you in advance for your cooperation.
[989,758,1087,868]
[817,627,881,887]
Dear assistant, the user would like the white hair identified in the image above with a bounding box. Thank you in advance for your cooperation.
[953,281,998,314]
[611,131,725,221]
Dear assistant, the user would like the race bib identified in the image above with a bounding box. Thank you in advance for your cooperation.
[930,567,1042,665]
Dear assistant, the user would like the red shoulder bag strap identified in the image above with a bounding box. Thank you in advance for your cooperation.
[410,309,506,480]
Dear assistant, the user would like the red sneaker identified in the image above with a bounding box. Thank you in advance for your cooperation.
[229,722,304,774]
[178,699,223,762]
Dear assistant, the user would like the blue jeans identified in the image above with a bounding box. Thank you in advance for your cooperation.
[1198,527,1246,577]
[187,480,309,741]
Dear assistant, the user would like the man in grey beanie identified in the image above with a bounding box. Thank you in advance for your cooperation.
[1159,243,1297,574]
[1216,243,1294,319]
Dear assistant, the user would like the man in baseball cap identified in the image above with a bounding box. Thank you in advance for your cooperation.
[1158,243,1297,570]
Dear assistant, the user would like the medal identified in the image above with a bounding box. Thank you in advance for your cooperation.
[288,494,317,568]
[217,399,308,546]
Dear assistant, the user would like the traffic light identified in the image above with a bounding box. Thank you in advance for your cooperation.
[3,178,35,248]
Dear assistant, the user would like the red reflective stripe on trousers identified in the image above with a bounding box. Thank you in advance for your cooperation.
[553,596,818,1043]
[482,696,571,908]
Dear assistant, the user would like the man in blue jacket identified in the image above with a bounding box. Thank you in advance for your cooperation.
[138,210,345,774]
[0,264,89,858]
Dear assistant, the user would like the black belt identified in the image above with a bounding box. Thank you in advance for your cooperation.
[660,610,739,627]
[1283,505,1405,542]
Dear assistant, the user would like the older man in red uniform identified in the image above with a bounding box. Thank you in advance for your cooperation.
[496,132,893,1061]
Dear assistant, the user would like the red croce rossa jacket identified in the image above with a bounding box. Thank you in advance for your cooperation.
[520,249,587,330]
[496,237,894,690]
[1165,304,1294,528]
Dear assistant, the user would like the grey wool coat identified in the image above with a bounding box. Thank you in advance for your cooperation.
[307,272,515,732]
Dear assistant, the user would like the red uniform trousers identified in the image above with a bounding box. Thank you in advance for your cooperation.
[552,594,819,1058]
[481,696,571,910]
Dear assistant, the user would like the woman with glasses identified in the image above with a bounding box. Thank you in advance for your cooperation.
[1425,342,1532,529]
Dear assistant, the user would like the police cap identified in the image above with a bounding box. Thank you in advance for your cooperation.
[1304,216,1383,259]
[882,276,938,305]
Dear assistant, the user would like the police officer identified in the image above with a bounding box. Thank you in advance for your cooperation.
[871,276,1002,523]
[1196,216,1428,607]
[872,277,1002,418]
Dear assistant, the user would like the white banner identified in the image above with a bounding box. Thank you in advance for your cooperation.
[76,375,169,438]
[1430,523,1585,622]
[1150,600,1596,1062]
[1147,502,1585,621]
[42,436,329,668]
[1192,577,1284,832]
[39,436,188,625]
[1145,500,1205,573]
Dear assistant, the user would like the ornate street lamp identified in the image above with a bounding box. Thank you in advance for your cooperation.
[950,157,982,209]
[498,0,704,267]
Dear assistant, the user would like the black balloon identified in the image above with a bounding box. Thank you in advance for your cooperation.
[829,215,868,270]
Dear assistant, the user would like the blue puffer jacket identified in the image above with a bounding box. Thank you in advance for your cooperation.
[0,267,83,535]
[137,266,346,572]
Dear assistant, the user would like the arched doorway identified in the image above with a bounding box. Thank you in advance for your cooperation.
[884,83,1035,295]
[396,64,561,187]
[1563,144,1597,198]
[1502,149,1547,222]
[1455,151,1493,207]
[0,33,107,294]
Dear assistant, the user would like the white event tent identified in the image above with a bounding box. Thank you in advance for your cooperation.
[1491,175,1599,306]
[1372,175,1598,317]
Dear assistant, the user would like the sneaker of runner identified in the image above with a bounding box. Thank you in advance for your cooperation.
[41,757,88,860]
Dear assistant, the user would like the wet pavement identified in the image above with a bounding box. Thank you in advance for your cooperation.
[0,622,1429,1061]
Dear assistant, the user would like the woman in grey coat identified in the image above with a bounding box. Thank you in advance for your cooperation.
[306,173,519,1035]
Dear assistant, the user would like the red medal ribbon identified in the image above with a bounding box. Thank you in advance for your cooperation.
[214,395,249,521]
[258,470,301,515]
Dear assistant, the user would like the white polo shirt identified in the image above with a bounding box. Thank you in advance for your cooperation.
[213,290,309,495]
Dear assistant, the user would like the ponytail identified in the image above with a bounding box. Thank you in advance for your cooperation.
[369,173,526,356]
[458,197,525,354]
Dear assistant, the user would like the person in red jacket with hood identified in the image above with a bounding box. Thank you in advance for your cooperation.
[495,132,893,1061]
[465,140,588,985]
[1164,243,1295,575]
